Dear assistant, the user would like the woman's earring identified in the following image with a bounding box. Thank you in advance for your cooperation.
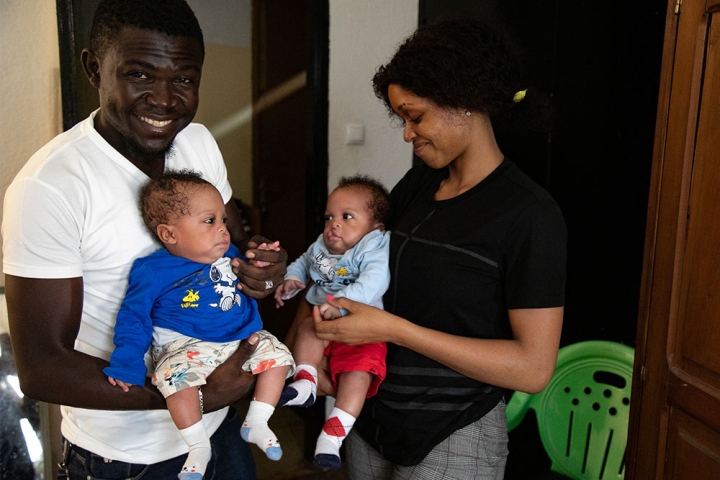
[465,111,472,116]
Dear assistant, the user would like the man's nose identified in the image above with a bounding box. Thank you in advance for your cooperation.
[147,81,178,109]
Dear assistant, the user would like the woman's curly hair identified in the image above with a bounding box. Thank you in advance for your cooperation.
[373,18,526,120]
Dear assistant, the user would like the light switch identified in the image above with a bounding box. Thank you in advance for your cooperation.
[345,123,365,145]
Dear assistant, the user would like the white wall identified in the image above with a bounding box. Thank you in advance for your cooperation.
[328,0,418,192]
[0,0,62,288]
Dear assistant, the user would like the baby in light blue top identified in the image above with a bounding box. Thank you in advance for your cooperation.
[283,228,389,316]
[274,175,391,470]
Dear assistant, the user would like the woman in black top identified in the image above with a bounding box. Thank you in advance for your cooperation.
[313,18,566,479]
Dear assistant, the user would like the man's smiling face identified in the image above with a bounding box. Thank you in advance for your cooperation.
[90,26,203,164]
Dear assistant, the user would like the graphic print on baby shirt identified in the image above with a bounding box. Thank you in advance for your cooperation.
[208,257,243,311]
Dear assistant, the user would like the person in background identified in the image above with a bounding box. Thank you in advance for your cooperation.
[311,18,567,479]
[275,175,390,470]
[1,1,286,478]
[104,171,294,479]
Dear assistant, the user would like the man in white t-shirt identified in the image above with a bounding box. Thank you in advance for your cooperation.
[1,1,287,478]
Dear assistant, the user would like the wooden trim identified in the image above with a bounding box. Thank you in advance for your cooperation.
[707,0,720,13]
[304,0,329,245]
[625,0,681,477]
[56,0,78,131]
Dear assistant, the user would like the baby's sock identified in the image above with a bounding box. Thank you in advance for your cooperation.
[314,407,356,470]
[178,421,212,480]
[241,400,283,461]
[278,364,317,407]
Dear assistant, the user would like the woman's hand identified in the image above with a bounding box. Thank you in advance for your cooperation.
[314,295,563,394]
[312,296,398,346]
[232,235,288,299]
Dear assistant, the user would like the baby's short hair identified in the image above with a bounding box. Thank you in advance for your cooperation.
[139,169,211,242]
[336,175,391,227]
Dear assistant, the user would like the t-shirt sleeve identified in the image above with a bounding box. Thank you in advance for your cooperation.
[2,177,83,279]
[195,125,233,203]
[503,199,567,309]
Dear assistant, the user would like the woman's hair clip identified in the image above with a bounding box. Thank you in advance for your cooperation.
[513,89,527,103]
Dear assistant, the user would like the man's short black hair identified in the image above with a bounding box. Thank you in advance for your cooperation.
[89,0,204,59]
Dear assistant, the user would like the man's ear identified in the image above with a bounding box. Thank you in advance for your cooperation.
[157,224,177,245]
[81,48,101,89]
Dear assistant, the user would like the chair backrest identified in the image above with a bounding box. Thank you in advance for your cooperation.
[506,341,635,480]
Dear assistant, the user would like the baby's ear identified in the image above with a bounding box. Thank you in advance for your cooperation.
[156,224,177,244]
[374,222,385,232]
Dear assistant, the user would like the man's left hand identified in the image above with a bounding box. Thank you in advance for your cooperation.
[232,235,287,299]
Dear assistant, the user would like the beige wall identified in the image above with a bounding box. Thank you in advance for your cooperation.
[189,0,254,203]
[0,0,63,288]
[194,43,254,203]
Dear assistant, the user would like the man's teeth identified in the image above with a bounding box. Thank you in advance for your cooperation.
[139,116,172,127]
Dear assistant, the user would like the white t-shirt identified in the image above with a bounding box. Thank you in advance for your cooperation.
[2,110,233,463]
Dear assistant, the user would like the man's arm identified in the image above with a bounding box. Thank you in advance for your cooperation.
[6,275,260,411]
[5,275,166,409]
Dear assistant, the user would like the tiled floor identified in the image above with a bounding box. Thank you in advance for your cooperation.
[235,398,348,480]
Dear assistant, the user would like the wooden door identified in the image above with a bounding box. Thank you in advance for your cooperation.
[626,0,720,478]
[252,0,328,340]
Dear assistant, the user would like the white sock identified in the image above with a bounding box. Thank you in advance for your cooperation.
[314,407,355,470]
[178,420,211,479]
[279,364,318,407]
[241,400,283,461]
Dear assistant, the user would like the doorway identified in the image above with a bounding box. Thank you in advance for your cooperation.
[418,1,667,477]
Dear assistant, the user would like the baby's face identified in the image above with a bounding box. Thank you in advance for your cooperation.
[323,186,379,255]
[166,184,230,263]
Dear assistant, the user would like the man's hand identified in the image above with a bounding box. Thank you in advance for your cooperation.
[249,241,281,268]
[232,235,288,299]
[201,333,260,412]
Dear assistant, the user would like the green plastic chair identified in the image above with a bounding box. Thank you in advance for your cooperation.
[506,341,635,480]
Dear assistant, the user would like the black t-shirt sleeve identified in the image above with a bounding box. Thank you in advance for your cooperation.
[502,198,567,309]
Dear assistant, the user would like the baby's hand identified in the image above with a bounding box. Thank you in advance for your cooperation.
[274,278,306,308]
[319,302,342,320]
[250,241,281,267]
[108,376,134,393]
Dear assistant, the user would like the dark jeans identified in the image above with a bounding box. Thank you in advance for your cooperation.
[57,408,256,480]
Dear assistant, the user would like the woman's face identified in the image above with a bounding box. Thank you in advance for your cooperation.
[387,84,475,170]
